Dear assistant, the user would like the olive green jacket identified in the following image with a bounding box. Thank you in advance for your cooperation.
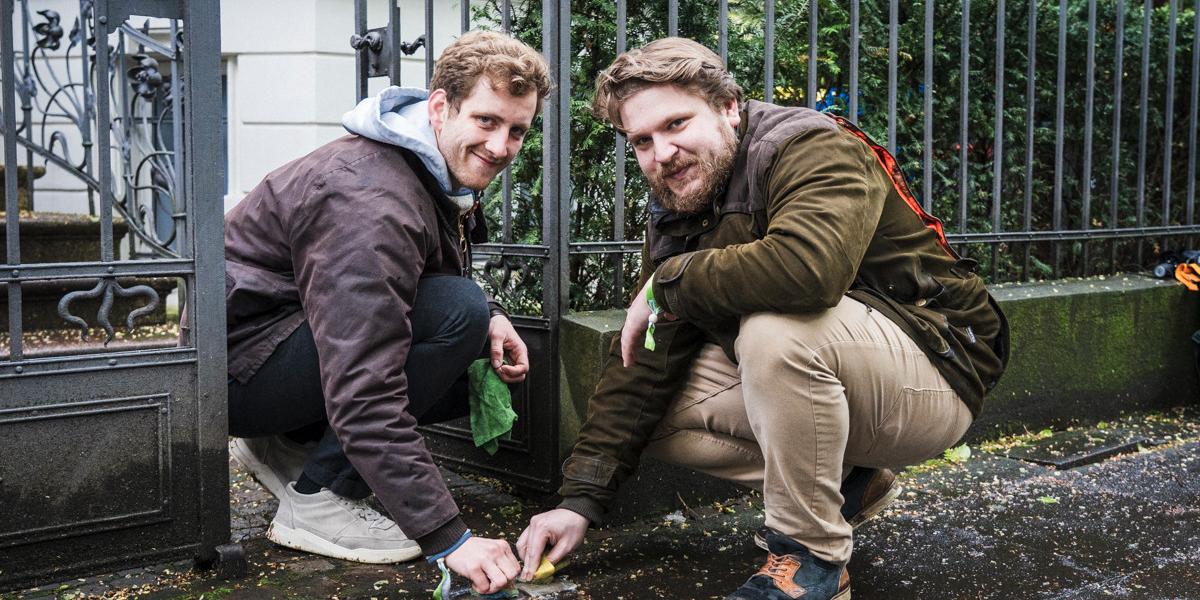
[558,102,1009,524]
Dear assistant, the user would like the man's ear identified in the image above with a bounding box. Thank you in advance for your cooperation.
[428,89,450,133]
[721,97,740,129]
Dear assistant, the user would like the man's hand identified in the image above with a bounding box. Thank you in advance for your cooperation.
[488,315,529,383]
[620,278,676,368]
[444,536,521,595]
[515,509,589,580]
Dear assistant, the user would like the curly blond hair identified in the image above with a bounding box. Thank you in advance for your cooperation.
[431,31,553,112]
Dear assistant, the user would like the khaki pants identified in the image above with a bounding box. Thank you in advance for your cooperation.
[643,296,972,564]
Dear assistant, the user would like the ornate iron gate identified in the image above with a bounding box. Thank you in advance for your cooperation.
[350,0,569,493]
[0,0,231,589]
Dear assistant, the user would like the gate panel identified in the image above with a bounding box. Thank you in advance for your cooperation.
[0,0,227,590]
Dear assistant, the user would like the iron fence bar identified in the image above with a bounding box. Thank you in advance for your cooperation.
[562,222,1200,257]
[425,0,434,86]
[170,19,187,256]
[0,260,195,282]
[1163,0,1179,234]
[501,175,512,243]
[1112,0,1125,270]
[500,0,514,243]
[18,0,32,211]
[461,0,469,33]
[887,0,897,153]
[1082,0,1096,273]
[474,244,551,258]
[95,7,115,266]
[541,0,565,322]
[3,0,23,361]
[1053,0,1067,276]
[1137,0,1151,263]
[948,224,1200,243]
[0,348,197,380]
[181,0,230,559]
[354,0,367,100]
[921,0,929,209]
[390,1,402,86]
[809,0,818,109]
[614,0,627,299]
[852,0,861,126]
[561,220,1200,258]
[569,241,644,254]
[991,0,1005,275]
[669,0,678,36]
[765,0,774,104]
[1189,0,1199,226]
[81,2,97,217]
[1024,0,1036,276]
[719,0,728,62]
[117,33,135,256]
[958,0,969,239]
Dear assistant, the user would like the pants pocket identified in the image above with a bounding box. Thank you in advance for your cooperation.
[862,386,970,469]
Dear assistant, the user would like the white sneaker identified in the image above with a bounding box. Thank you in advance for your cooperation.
[229,436,308,505]
[267,483,422,564]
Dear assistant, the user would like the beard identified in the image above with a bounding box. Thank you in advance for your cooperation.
[647,125,738,215]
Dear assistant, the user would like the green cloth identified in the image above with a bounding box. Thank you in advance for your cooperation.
[468,359,517,455]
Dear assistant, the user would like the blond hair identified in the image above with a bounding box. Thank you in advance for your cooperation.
[431,31,554,112]
[592,37,743,130]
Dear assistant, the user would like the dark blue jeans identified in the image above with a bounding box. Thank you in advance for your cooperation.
[228,275,491,499]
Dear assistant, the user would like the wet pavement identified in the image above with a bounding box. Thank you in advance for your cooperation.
[4,407,1198,600]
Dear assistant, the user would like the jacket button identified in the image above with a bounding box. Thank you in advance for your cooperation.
[915,298,928,307]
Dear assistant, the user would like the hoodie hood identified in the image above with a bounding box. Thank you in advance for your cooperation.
[342,86,475,211]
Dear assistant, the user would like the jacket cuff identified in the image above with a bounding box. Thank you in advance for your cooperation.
[487,299,508,319]
[417,515,470,557]
[557,496,606,527]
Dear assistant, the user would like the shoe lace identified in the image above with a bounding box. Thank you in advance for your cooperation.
[759,553,801,580]
[335,496,392,528]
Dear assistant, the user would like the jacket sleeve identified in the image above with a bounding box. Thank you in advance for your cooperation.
[557,242,705,523]
[651,127,890,321]
[287,163,468,556]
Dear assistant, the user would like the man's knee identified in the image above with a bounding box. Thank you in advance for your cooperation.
[417,276,491,346]
[735,312,818,380]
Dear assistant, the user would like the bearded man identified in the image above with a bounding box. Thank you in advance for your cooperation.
[517,37,1008,600]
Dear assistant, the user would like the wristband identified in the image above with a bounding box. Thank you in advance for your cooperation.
[644,276,661,351]
[426,529,473,563]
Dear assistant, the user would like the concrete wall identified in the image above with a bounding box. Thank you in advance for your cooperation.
[560,275,1200,451]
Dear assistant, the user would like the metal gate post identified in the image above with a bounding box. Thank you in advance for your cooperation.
[181,0,235,574]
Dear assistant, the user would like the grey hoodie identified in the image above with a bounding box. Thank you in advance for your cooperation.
[342,86,475,213]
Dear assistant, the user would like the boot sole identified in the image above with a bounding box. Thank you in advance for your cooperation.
[753,484,903,550]
[268,520,422,564]
[229,438,289,502]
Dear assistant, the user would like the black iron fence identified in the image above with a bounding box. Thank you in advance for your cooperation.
[468,0,1200,316]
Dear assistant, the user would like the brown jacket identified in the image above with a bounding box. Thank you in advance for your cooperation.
[558,103,1009,523]
[225,135,497,554]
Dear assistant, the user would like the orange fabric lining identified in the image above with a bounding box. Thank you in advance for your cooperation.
[832,115,957,258]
